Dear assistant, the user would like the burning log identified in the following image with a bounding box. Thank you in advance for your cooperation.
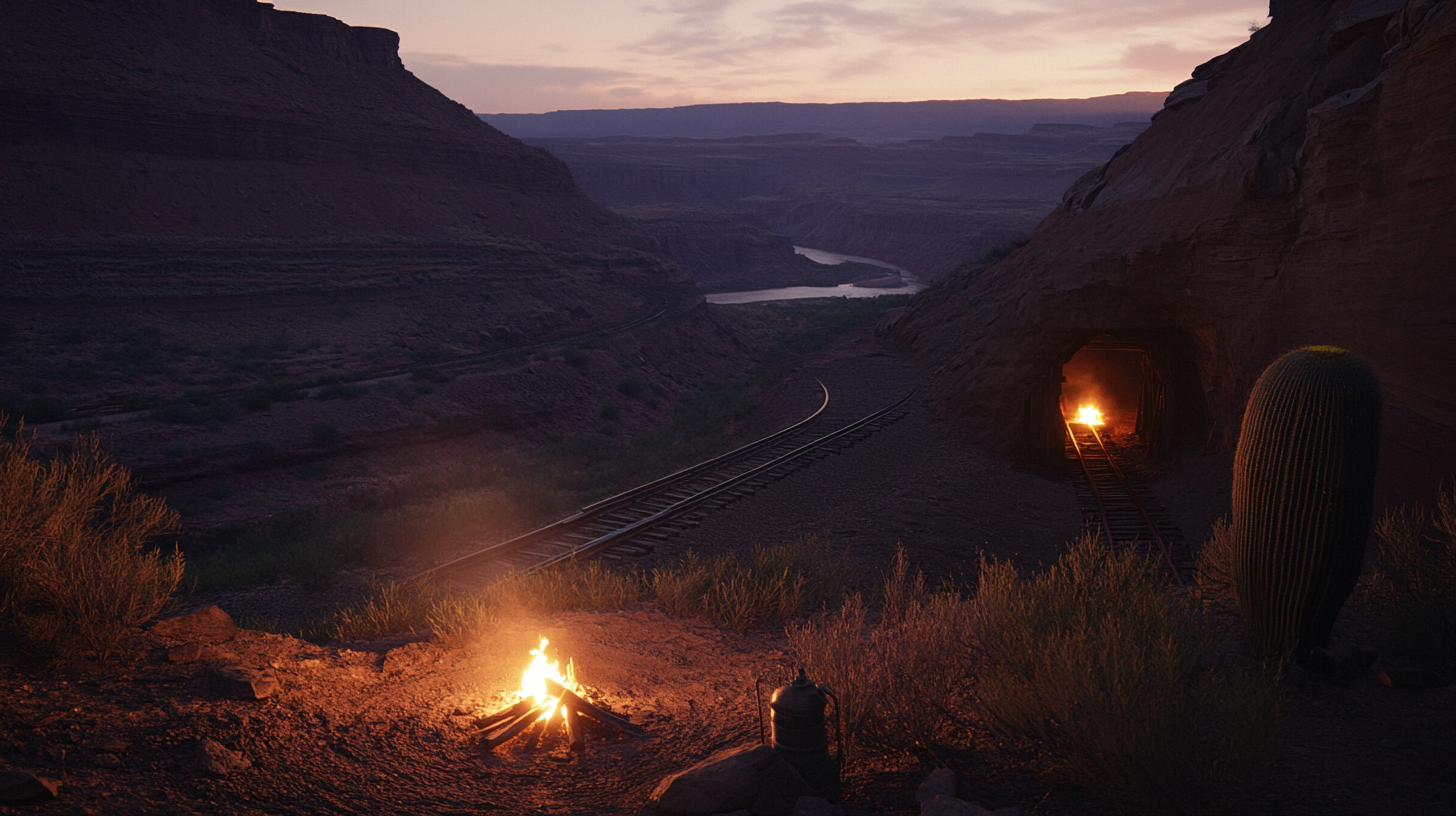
[481,701,550,750]
[474,699,532,731]
[564,700,585,752]
[545,678,647,738]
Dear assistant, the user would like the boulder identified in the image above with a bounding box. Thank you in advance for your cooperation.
[922,795,992,816]
[209,667,281,700]
[916,768,956,803]
[0,770,60,804]
[167,641,203,663]
[152,606,237,645]
[648,743,813,816]
[791,796,846,816]
[194,739,251,775]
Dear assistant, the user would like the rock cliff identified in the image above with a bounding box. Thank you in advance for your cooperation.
[0,0,688,298]
[892,0,1456,504]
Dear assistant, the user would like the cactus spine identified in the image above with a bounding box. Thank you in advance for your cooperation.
[1232,346,1382,656]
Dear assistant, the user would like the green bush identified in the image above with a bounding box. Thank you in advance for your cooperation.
[0,424,184,659]
[970,534,1283,812]
[617,377,646,399]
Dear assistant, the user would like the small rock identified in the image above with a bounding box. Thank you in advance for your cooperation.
[94,753,124,768]
[993,808,1029,816]
[916,768,956,803]
[152,606,238,645]
[1374,665,1452,690]
[194,738,251,775]
[167,642,203,663]
[648,743,812,816]
[792,795,845,816]
[98,741,131,754]
[922,795,993,816]
[209,667,280,700]
[0,770,60,803]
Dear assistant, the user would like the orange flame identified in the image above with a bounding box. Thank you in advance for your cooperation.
[516,637,580,721]
[1074,405,1105,426]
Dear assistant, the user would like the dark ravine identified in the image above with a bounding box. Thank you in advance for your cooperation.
[890,0,1456,507]
[531,124,1148,280]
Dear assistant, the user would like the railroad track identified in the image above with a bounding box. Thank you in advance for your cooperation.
[418,382,916,591]
[1064,418,1191,584]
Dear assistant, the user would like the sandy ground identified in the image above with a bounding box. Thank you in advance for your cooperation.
[2,320,1453,815]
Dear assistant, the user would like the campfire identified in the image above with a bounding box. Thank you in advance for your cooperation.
[474,638,646,754]
[1073,404,1105,426]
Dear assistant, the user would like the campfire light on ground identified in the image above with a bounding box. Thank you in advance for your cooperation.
[1074,404,1105,426]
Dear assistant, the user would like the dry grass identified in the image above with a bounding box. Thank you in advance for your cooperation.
[1,422,184,659]
[1194,514,1237,601]
[494,560,645,615]
[787,547,975,760]
[970,534,1283,813]
[1361,485,1456,665]
[654,536,847,631]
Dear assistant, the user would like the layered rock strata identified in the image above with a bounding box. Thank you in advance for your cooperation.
[892,0,1456,503]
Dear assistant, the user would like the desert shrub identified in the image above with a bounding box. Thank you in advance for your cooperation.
[787,547,974,759]
[654,538,846,631]
[321,578,454,641]
[599,402,621,422]
[0,424,185,659]
[1195,515,1237,600]
[1362,487,1456,664]
[493,560,645,614]
[21,397,66,424]
[617,377,646,399]
[315,382,367,401]
[970,534,1283,812]
[311,421,342,448]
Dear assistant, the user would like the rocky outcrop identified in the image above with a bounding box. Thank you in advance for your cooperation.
[893,0,1456,504]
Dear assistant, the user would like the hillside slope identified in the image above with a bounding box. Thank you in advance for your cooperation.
[892,0,1456,504]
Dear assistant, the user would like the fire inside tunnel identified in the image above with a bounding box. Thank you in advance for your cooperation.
[1053,331,1209,462]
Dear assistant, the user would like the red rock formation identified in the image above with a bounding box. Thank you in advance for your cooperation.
[0,0,688,300]
[892,0,1456,504]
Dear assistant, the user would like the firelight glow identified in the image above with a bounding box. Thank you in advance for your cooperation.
[273,0,1270,114]
[1074,405,1105,426]
[518,637,579,721]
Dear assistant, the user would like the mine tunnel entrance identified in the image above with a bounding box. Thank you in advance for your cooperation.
[1053,331,1208,464]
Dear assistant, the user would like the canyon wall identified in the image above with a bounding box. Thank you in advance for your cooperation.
[892,0,1456,504]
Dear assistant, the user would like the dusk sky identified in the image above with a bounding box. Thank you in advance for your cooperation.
[277,1,1270,114]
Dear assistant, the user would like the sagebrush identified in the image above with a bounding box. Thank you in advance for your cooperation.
[1361,484,1456,664]
[971,534,1283,812]
[0,423,184,659]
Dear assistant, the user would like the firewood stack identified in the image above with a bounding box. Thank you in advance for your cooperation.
[473,678,647,755]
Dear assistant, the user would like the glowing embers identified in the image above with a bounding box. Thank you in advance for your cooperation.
[1073,404,1105,426]
[473,637,647,754]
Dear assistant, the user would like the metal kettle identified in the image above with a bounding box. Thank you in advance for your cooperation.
[764,668,842,801]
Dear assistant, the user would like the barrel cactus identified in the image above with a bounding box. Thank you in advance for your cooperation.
[1232,346,1382,656]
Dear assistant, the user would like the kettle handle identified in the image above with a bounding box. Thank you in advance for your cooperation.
[820,685,843,769]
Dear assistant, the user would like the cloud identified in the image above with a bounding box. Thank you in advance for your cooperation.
[402,53,697,112]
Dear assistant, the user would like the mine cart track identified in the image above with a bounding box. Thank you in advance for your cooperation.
[418,382,917,592]
[1064,419,1190,585]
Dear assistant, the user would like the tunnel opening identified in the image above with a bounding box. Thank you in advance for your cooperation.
[1035,330,1209,467]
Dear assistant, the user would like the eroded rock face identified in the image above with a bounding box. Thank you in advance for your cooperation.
[894,0,1456,503]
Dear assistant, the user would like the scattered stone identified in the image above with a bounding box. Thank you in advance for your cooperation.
[194,738,251,775]
[0,770,61,803]
[209,667,280,700]
[922,795,993,816]
[382,641,436,675]
[916,768,956,803]
[98,741,131,754]
[152,606,238,645]
[167,642,203,663]
[94,752,124,767]
[648,743,813,816]
[993,808,1029,816]
[792,795,845,816]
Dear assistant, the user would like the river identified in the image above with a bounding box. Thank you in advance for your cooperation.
[703,246,925,305]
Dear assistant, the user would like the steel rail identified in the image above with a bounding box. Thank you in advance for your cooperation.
[525,386,918,574]
[413,380,829,581]
[1064,418,1186,586]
